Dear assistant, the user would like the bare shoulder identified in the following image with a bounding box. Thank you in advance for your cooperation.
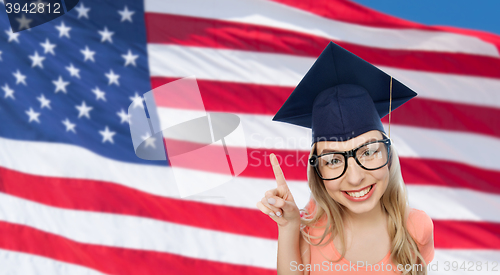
[299,230,311,275]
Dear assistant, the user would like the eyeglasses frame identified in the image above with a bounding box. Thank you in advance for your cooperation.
[309,138,392,180]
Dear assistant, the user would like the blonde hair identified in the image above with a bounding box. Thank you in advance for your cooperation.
[299,131,427,275]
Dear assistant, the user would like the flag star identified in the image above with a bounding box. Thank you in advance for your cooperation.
[65,63,80,78]
[29,51,45,68]
[117,109,131,124]
[75,3,90,19]
[80,46,96,62]
[13,70,27,85]
[40,39,56,55]
[122,49,138,67]
[5,29,20,43]
[55,21,71,38]
[26,108,40,123]
[98,26,114,43]
[37,94,51,109]
[105,69,120,86]
[129,92,144,109]
[118,6,135,22]
[76,101,93,119]
[52,76,69,93]
[2,83,14,99]
[16,14,33,30]
[62,118,76,133]
[91,86,106,101]
[141,133,156,148]
[99,126,116,144]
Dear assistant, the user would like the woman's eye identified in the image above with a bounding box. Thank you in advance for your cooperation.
[363,150,377,156]
[327,158,342,165]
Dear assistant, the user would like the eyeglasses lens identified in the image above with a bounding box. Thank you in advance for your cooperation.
[316,141,388,179]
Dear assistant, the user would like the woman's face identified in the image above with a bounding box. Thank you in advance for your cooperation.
[315,130,390,215]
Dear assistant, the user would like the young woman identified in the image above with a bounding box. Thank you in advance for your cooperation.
[256,42,434,274]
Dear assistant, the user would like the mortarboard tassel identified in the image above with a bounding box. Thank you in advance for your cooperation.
[388,76,392,138]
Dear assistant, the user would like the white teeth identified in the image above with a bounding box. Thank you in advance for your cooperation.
[346,186,372,198]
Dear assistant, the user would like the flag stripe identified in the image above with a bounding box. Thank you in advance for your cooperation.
[0,166,281,240]
[270,0,500,55]
[3,165,500,250]
[151,77,500,139]
[406,185,500,223]
[147,44,500,109]
[3,123,500,196]
[240,148,500,195]
[270,0,429,29]
[3,144,500,222]
[145,12,500,79]
[0,221,276,275]
[0,193,279,267]
[0,191,499,268]
[434,221,500,249]
[0,249,107,275]
[2,219,499,275]
[143,0,499,57]
[154,108,500,172]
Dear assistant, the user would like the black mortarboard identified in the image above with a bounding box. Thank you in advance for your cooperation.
[272,41,417,145]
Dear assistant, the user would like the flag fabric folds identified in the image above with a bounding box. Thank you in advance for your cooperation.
[0,0,499,274]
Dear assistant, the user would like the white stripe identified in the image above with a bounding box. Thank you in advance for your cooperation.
[0,249,106,275]
[407,185,500,222]
[148,44,312,86]
[0,137,179,197]
[155,107,500,171]
[148,44,500,109]
[144,0,499,57]
[432,250,500,275]
[0,193,278,269]
[0,193,498,272]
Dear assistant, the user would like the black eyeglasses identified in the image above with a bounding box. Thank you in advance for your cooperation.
[309,138,391,180]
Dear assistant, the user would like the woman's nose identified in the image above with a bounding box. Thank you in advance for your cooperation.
[344,156,365,185]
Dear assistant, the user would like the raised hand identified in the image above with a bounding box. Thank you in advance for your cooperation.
[256,153,301,228]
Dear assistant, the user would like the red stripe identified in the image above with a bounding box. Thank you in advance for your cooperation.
[1,166,498,250]
[0,221,275,275]
[0,167,278,240]
[270,0,500,53]
[270,0,428,29]
[151,77,500,140]
[164,138,237,174]
[400,158,500,195]
[162,138,248,176]
[434,220,500,249]
[151,77,289,115]
[145,13,500,79]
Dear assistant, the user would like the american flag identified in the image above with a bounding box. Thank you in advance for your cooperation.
[0,0,499,274]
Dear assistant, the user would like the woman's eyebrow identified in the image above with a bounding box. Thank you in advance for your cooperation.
[319,137,379,154]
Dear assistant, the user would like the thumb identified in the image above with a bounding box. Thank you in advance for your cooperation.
[282,198,299,213]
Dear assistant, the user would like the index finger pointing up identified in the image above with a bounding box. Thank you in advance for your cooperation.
[270,153,287,187]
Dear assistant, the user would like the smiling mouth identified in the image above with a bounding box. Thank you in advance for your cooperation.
[343,184,374,198]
